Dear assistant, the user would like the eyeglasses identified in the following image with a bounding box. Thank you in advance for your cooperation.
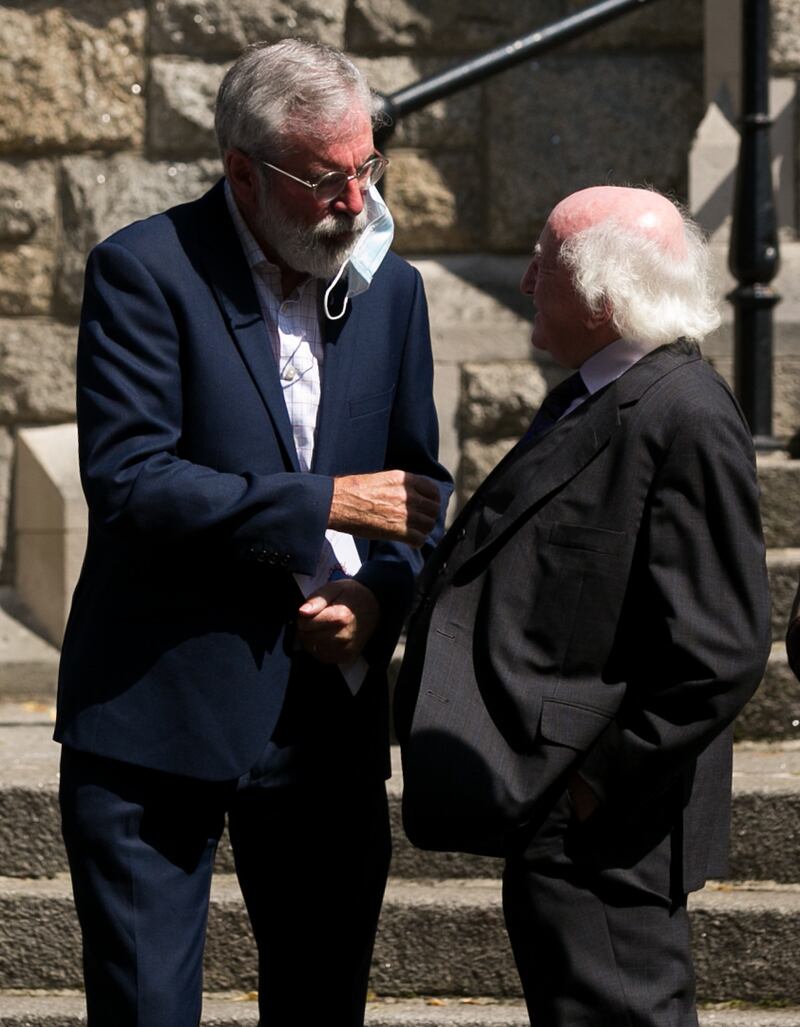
[252,152,389,203]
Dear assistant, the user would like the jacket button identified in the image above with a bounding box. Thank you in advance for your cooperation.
[437,561,448,575]
[456,528,467,541]
[281,554,291,567]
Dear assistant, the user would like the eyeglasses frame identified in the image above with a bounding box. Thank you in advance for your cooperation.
[250,151,389,201]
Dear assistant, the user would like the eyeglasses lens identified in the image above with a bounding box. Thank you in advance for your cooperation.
[316,159,386,202]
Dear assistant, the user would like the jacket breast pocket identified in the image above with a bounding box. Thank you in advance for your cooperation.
[548,522,625,555]
[525,521,631,673]
[348,386,395,420]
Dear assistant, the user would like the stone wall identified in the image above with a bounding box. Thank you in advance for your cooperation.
[0,0,789,579]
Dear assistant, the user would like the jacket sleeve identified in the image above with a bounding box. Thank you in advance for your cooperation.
[577,382,771,811]
[77,240,333,575]
[354,268,454,664]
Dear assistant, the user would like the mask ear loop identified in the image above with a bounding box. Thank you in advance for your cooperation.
[323,259,349,321]
[322,197,383,321]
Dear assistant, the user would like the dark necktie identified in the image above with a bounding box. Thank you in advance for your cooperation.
[522,372,589,442]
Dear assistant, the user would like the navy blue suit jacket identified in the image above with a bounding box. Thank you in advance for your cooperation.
[56,180,451,781]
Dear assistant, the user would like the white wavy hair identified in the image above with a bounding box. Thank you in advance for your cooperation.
[558,207,721,347]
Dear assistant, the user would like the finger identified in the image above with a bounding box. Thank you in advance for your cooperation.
[406,511,437,537]
[408,496,441,522]
[298,594,330,617]
[307,601,353,624]
[298,617,353,642]
[407,474,441,501]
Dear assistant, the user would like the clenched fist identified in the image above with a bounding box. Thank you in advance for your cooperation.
[329,470,441,547]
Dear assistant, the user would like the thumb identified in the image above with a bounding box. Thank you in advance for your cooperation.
[298,594,329,617]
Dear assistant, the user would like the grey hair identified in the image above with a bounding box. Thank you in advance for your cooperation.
[215,38,382,161]
[559,209,721,347]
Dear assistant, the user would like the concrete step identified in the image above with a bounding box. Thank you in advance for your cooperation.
[759,456,800,550]
[385,741,800,885]
[728,742,800,882]
[0,591,58,702]
[1,875,800,1003]
[767,547,800,642]
[0,991,260,1026]
[735,642,800,741]
[0,994,797,1027]
[0,524,794,712]
[0,995,797,1027]
[370,1005,800,1027]
[0,526,794,728]
[2,719,800,883]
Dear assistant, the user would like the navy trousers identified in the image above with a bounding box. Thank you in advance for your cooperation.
[503,791,698,1027]
[59,744,391,1027]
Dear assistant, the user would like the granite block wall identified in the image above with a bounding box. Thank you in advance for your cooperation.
[1,0,797,572]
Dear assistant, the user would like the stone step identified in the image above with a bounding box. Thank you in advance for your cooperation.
[2,718,800,883]
[387,741,800,885]
[0,875,799,1003]
[0,590,58,702]
[767,547,800,642]
[735,642,800,741]
[1,539,787,713]
[370,1005,800,1027]
[0,531,794,705]
[758,456,800,550]
[0,994,796,1027]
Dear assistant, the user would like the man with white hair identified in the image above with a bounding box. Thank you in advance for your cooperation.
[56,39,450,1027]
[396,186,770,1026]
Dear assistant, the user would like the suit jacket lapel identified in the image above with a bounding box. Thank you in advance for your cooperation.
[197,182,300,471]
[456,342,701,570]
[311,280,361,474]
[461,393,620,566]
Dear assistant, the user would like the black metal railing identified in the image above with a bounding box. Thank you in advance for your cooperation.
[374,0,782,446]
[729,0,781,449]
[374,0,660,143]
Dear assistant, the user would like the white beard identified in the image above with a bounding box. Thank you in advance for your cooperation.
[255,185,368,280]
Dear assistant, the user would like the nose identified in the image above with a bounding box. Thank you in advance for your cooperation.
[521,259,537,295]
[332,177,365,217]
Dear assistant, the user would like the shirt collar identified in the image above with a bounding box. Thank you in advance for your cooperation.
[578,336,656,395]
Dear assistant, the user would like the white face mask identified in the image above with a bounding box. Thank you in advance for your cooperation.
[323,185,395,321]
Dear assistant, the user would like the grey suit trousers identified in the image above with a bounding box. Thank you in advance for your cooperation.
[503,791,698,1027]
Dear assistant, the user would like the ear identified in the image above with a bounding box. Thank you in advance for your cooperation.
[224,149,261,211]
[582,297,613,331]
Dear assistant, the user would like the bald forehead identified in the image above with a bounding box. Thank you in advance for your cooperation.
[548,186,686,257]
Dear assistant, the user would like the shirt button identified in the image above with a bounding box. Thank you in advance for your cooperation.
[282,365,297,382]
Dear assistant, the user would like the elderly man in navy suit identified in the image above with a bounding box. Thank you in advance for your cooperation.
[56,38,450,1027]
[397,186,770,1026]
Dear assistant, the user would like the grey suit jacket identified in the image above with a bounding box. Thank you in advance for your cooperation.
[395,341,771,892]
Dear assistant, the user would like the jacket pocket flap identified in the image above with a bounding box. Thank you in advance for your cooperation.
[348,386,395,419]
[539,697,612,750]
[548,522,625,554]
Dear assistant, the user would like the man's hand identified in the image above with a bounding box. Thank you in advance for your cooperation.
[296,578,380,664]
[567,771,601,823]
[329,470,441,548]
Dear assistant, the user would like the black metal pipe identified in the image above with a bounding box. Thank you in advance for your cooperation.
[374,0,660,143]
[728,0,781,448]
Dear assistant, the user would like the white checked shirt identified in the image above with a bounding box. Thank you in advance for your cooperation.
[225,182,323,472]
